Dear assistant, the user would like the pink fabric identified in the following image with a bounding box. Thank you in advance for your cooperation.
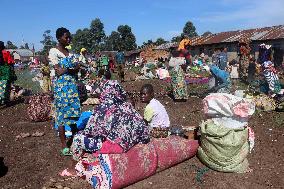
[111,136,198,188]
[75,136,199,189]
[110,143,158,189]
[98,140,124,154]
[153,136,199,171]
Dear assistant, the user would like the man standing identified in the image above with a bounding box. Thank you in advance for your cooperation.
[218,47,228,70]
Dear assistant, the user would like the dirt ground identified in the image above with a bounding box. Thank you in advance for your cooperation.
[0,79,283,189]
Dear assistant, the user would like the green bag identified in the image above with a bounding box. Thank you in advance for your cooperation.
[198,120,249,173]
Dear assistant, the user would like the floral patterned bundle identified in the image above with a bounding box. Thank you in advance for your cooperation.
[27,94,53,122]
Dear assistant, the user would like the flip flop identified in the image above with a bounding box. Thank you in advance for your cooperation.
[59,168,77,177]
[61,148,72,156]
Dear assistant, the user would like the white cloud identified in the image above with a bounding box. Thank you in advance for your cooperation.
[195,0,284,29]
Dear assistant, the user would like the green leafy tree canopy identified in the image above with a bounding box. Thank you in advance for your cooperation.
[6,41,18,49]
[182,21,198,38]
[40,30,56,55]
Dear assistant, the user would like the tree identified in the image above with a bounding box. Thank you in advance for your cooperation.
[6,41,18,49]
[24,43,30,49]
[139,39,154,49]
[40,30,56,55]
[104,31,121,51]
[117,25,137,51]
[182,21,198,38]
[171,35,182,43]
[155,38,167,46]
[72,28,92,53]
[202,31,212,36]
[89,18,106,52]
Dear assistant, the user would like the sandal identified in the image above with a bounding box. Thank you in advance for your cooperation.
[61,148,72,156]
[59,168,77,177]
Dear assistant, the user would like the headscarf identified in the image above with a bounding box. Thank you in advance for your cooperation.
[95,80,127,105]
[80,48,87,53]
[178,39,192,51]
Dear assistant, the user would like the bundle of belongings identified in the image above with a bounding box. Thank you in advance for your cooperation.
[27,93,53,122]
[135,65,155,80]
[198,93,255,173]
[75,136,199,189]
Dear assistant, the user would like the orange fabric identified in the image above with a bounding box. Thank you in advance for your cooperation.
[178,39,192,51]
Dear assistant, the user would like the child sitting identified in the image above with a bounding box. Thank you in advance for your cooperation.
[140,84,170,137]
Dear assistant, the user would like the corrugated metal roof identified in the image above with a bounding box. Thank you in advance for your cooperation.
[191,25,284,46]
[154,42,177,50]
[6,49,33,57]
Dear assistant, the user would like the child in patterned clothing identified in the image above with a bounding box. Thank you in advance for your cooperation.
[140,84,170,138]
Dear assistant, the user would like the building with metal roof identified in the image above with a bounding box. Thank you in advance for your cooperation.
[189,25,284,66]
[6,49,34,62]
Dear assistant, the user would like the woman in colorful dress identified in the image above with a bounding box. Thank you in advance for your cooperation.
[0,41,16,105]
[40,56,52,93]
[48,27,81,155]
[57,70,150,176]
[168,49,188,101]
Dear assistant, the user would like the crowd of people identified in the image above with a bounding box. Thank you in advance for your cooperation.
[1,26,284,188]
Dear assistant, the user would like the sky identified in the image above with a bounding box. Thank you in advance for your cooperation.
[1,0,284,51]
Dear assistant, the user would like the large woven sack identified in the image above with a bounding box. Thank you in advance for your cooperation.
[27,94,52,122]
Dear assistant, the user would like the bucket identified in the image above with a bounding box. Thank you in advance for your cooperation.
[183,126,197,140]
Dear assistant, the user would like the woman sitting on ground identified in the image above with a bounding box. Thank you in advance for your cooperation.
[61,69,150,176]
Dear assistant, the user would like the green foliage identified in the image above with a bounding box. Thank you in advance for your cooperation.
[155,38,167,46]
[89,18,106,51]
[171,35,182,43]
[182,21,198,38]
[40,30,56,55]
[6,41,18,49]
[117,25,137,51]
[72,18,106,53]
[72,28,92,53]
[139,39,154,49]
[103,31,121,51]
[24,43,30,49]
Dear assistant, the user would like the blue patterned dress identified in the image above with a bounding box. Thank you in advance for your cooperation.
[49,48,81,130]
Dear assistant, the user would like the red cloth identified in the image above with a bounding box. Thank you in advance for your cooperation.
[110,136,198,188]
[75,136,199,189]
[153,136,199,171]
[179,49,191,64]
[2,50,14,64]
[110,143,158,189]
[98,140,124,154]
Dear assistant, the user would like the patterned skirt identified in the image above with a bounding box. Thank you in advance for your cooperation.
[169,68,188,100]
[53,75,81,128]
[0,80,11,105]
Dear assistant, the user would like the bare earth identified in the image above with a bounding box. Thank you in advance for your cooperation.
[0,79,283,189]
